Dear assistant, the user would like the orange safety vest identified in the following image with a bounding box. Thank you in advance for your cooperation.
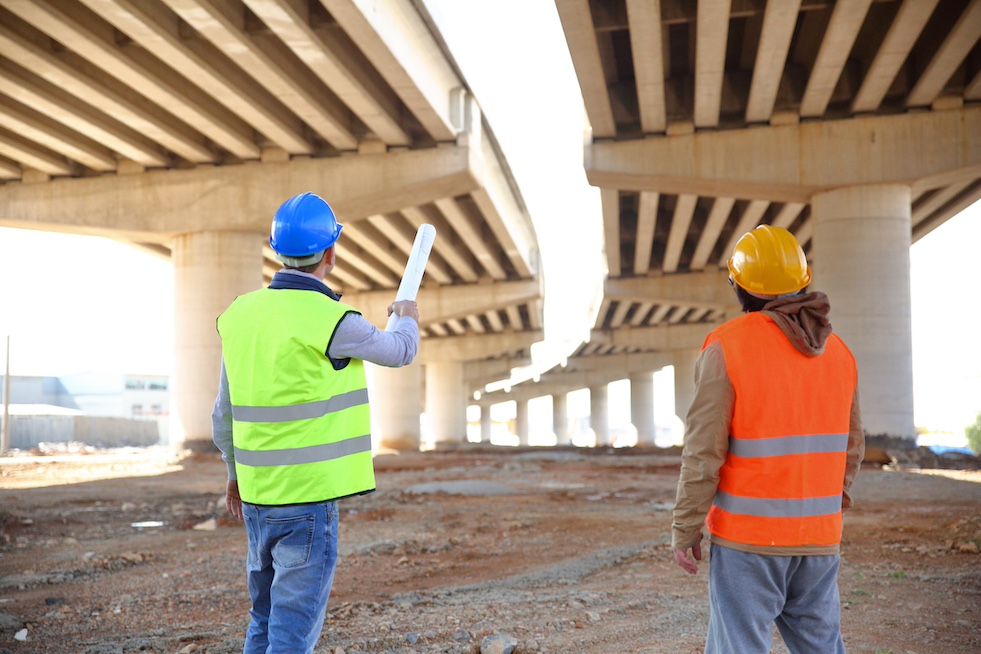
[704,312,857,548]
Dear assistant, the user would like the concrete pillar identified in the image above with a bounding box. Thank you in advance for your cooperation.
[515,399,529,445]
[630,372,656,446]
[812,184,915,440]
[172,231,262,452]
[368,364,422,451]
[479,404,492,443]
[426,360,467,445]
[552,392,570,445]
[589,383,609,446]
[673,348,700,428]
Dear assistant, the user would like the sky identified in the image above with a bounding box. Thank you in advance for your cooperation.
[0,0,979,437]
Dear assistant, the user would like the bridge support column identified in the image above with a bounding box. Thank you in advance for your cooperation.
[673,349,700,429]
[369,364,422,451]
[515,399,529,445]
[426,361,467,445]
[812,184,915,440]
[589,383,609,446]
[630,372,656,446]
[552,392,570,445]
[479,404,492,442]
[172,231,262,452]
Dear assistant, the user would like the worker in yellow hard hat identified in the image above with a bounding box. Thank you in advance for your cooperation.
[672,224,865,653]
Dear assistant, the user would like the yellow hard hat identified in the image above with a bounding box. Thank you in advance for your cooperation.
[727,225,811,296]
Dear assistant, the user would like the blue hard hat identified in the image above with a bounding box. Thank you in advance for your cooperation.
[269,192,343,257]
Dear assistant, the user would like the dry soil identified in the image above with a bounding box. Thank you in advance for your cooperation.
[0,445,979,654]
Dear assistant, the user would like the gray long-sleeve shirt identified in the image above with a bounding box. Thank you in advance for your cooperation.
[212,271,419,480]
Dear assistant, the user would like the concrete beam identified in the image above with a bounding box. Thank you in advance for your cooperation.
[0,146,478,240]
[605,269,732,308]
[478,350,673,404]
[590,322,719,351]
[342,279,542,329]
[418,330,542,363]
[586,106,981,202]
[464,357,530,389]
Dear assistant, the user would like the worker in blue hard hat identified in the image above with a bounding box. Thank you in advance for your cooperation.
[212,192,420,654]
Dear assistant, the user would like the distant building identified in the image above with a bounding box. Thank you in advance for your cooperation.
[1,372,168,449]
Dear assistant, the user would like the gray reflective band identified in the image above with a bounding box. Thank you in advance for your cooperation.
[235,433,371,467]
[231,388,368,423]
[729,433,848,458]
[713,490,841,518]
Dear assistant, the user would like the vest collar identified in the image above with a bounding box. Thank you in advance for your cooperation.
[269,269,341,300]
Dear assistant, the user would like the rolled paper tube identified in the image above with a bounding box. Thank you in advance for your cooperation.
[385,223,436,331]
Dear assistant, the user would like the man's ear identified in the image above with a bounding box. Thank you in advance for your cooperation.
[325,246,335,266]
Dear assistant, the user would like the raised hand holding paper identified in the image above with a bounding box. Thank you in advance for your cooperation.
[386,224,436,331]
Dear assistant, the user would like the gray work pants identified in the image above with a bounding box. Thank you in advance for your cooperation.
[705,544,846,654]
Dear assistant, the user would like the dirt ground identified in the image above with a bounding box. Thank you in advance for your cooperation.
[0,445,979,654]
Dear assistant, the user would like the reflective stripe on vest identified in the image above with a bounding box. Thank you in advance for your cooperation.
[231,388,369,423]
[218,287,375,505]
[704,311,856,548]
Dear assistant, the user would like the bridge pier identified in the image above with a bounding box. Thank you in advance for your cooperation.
[552,392,570,445]
[515,398,530,445]
[812,184,915,440]
[369,364,423,451]
[629,372,655,446]
[427,360,468,446]
[172,231,263,452]
[589,383,609,446]
[673,349,699,430]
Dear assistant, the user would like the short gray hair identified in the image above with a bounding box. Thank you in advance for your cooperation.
[274,249,326,268]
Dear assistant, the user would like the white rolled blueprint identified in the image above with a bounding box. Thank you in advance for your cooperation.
[385,223,436,331]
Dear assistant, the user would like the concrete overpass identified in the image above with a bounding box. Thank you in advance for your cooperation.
[477,0,981,445]
[2,1,979,451]
[0,0,544,451]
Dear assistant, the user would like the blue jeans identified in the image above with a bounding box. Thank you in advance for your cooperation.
[242,501,338,654]
[706,544,846,654]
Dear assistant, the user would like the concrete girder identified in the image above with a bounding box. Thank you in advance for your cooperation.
[799,0,872,118]
[586,107,981,203]
[419,330,542,364]
[907,0,981,108]
[693,0,730,129]
[477,350,673,405]
[0,100,116,172]
[78,0,312,155]
[2,0,260,159]
[589,322,718,352]
[852,0,939,113]
[745,0,800,124]
[322,0,462,143]
[632,191,658,274]
[604,270,733,309]
[464,357,530,390]
[625,0,666,134]
[342,279,542,331]
[164,0,362,151]
[469,113,539,279]
[554,0,616,139]
[0,9,208,165]
[0,146,478,240]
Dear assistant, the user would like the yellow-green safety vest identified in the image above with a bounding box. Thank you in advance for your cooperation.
[217,287,375,505]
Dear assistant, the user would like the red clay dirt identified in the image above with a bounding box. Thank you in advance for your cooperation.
[0,446,978,654]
